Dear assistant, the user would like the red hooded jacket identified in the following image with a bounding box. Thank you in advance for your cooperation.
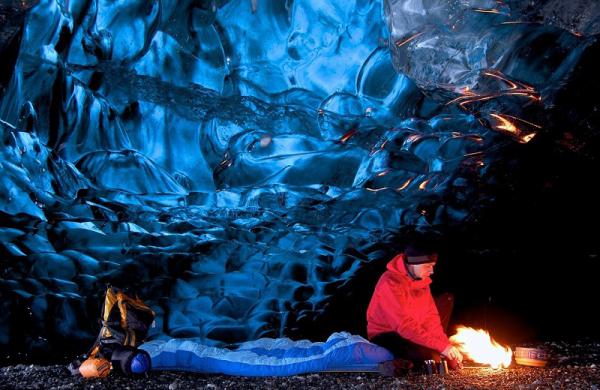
[366,253,451,353]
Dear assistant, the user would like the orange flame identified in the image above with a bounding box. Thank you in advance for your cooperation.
[450,326,512,369]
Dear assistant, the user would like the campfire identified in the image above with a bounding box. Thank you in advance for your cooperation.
[449,326,513,369]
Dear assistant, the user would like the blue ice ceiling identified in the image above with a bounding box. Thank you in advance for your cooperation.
[0,0,595,358]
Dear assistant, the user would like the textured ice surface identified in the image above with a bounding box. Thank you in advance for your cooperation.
[0,0,595,359]
[385,0,593,91]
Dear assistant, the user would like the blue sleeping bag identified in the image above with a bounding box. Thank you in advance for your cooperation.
[140,332,393,376]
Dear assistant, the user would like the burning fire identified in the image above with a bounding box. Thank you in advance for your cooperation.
[450,326,513,369]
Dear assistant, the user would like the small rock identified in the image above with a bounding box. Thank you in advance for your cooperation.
[168,382,178,390]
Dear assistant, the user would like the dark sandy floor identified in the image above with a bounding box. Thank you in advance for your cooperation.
[1,341,599,389]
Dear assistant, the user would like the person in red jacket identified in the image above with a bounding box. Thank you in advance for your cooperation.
[367,243,463,371]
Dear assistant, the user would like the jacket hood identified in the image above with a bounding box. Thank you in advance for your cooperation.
[387,253,432,288]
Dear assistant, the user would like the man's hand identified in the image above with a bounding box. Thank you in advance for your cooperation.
[442,345,463,364]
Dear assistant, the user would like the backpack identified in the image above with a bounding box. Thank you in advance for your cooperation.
[68,286,155,377]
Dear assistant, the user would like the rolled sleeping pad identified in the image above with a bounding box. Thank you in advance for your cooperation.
[111,346,152,375]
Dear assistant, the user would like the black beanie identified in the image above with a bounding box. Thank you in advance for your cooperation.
[404,242,438,264]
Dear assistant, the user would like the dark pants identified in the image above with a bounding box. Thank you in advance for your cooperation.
[370,292,454,364]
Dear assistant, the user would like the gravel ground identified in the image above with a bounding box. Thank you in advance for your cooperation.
[1,341,599,389]
[1,364,600,390]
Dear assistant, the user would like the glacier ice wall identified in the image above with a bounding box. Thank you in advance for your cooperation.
[0,0,596,361]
